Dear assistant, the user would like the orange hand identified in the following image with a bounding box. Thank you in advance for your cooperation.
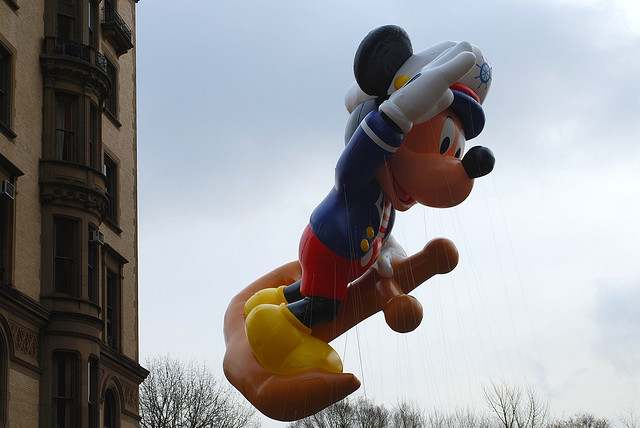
[223,238,458,421]
[313,238,458,341]
[223,262,360,421]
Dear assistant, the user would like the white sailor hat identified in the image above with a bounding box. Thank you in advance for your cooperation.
[345,26,492,140]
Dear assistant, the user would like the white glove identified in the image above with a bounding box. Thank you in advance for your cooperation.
[373,235,407,278]
[379,41,476,133]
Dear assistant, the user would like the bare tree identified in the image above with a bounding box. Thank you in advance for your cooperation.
[289,383,631,428]
[139,356,259,428]
[391,401,427,428]
[320,399,357,428]
[289,397,394,428]
[621,410,640,428]
[353,398,390,428]
[139,357,184,428]
[290,397,495,428]
[425,409,495,428]
[289,397,384,428]
[548,413,611,428]
[483,384,548,428]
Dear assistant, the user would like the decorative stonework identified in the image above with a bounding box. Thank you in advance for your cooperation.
[9,321,38,358]
[122,381,139,411]
[40,38,111,101]
[39,160,109,220]
[40,183,108,218]
[101,372,139,414]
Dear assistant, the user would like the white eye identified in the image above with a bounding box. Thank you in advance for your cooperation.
[454,134,466,159]
[439,117,455,155]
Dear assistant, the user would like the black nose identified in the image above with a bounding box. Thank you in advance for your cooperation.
[461,146,495,179]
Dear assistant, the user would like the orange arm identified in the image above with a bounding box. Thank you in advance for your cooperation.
[223,238,458,421]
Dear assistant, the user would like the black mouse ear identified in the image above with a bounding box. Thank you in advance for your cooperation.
[354,25,413,97]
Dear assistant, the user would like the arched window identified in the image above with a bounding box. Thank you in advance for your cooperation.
[103,389,118,428]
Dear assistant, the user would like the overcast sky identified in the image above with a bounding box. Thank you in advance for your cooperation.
[135,0,640,426]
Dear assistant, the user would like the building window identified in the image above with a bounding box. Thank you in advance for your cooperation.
[0,180,14,286]
[88,357,98,428]
[57,0,78,42]
[105,59,118,118]
[104,156,118,224]
[88,103,99,169]
[55,93,79,162]
[52,95,100,166]
[53,352,79,428]
[87,225,98,303]
[105,268,120,349]
[0,45,11,133]
[54,217,79,295]
[87,0,97,47]
[103,389,118,428]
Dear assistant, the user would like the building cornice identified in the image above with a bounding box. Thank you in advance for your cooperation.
[0,152,24,177]
[101,347,149,383]
[103,243,129,265]
[0,285,49,325]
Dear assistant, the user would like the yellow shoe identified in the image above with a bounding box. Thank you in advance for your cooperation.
[244,286,287,317]
[245,303,343,375]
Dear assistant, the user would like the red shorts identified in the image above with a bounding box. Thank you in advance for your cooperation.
[298,225,380,301]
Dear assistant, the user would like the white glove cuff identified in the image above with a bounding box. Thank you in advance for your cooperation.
[379,101,413,134]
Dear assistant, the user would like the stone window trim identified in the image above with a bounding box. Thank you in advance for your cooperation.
[103,107,121,129]
[0,122,15,141]
[103,55,119,125]
[1,0,19,11]
[87,223,100,304]
[0,153,22,177]
[0,177,16,287]
[87,0,99,49]
[47,0,109,49]
[41,208,107,304]
[103,387,120,428]
[102,244,126,352]
[99,373,125,427]
[88,355,99,428]
[104,217,122,235]
[52,349,81,428]
[103,151,120,232]
[0,38,16,140]
[54,91,80,163]
[51,0,102,45]
[88,101,102,170]
[53,215,81,296]
[0,154,22,288]
[44,88,105,170]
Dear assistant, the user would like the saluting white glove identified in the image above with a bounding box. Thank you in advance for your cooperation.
[379,41,477,133]
[373,235,407,278]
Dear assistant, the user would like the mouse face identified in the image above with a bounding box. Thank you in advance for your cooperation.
[346,25,495,211]
[376,110,473,210]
